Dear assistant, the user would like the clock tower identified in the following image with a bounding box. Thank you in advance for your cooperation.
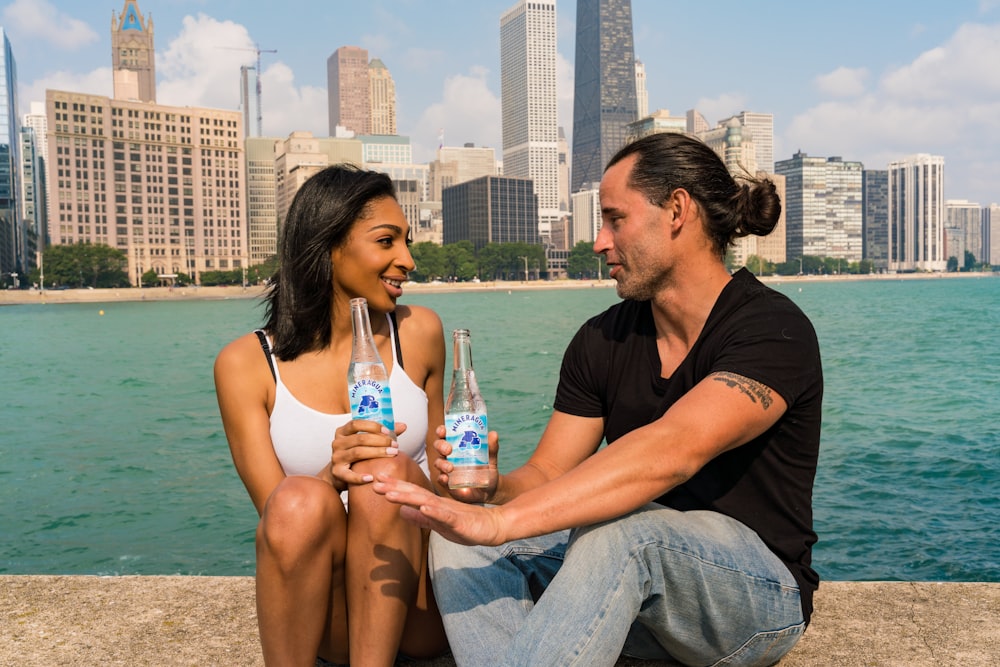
[111,0,155,102]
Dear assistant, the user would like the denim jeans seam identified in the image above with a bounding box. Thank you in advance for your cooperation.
[500,544,565,560]
[563,546,636,664]
[708,622,805,667]
[645,541,799,594]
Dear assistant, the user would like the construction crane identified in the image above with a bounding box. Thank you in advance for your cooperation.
[220,43,277,137]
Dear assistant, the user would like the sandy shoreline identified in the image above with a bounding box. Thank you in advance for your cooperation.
[1,271,994,306]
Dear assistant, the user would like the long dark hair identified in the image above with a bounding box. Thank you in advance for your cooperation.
[606,133,781,258]
[263,164,396,360]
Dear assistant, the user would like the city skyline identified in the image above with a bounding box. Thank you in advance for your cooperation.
[3,0,1000,206]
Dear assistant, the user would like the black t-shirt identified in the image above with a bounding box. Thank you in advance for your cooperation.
[553,269,822,623]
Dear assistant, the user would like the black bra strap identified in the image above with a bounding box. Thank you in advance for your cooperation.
[254,329,277,382]
[388,311,404,371]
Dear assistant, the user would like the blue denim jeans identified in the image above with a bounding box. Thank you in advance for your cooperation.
[429,505,805,667]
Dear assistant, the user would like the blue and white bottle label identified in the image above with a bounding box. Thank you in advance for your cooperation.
[445,412,488,466]
[350,379,394,431]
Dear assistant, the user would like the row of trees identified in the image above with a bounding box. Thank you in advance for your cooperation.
[741,252,992,276]
[408,241,548,282]
[24,242,282,289]
[738,255,878,277]
[23,241,562,289]
[946,250,990,273]
[23,241,993,290]
[28,243,130,289]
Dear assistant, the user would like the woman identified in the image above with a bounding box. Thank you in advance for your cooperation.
[214,164,448,666]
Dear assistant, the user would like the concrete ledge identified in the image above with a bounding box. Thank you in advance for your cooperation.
[2,576,997,666]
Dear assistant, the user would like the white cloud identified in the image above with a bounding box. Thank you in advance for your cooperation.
[155,14,257,111]
[784,22,1000,202]
[258,62,327,139]
[881,23,1000,101]
[691,93,748,127]
[814,67,869,98]
[21,68,113,107]
[1,0,98,50]
[411,67,501,163]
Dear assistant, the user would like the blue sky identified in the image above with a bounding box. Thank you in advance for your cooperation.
[4,0,1000,205]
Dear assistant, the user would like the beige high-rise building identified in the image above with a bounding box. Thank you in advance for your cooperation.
[625,109,686,143]
[327,46,370,136]
[245,137,279,264]
[369,58,397,136]
[112,0,156,103]
[47,1,248,285]
[686,109,709,135]
[429,144,497,202]
[274,131,363,226]
[46,90,246,284]
[697,118,758,175]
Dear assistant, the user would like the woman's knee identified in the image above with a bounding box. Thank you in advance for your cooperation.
[351,452,420,483]
[349,454,424,512]
[258,476,343,554]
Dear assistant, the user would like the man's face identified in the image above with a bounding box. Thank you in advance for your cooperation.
[595,156,673,300]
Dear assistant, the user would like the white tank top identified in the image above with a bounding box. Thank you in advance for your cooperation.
[263,314,430,503]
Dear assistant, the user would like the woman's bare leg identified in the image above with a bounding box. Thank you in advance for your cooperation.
[398,529,449,660]
[345,456,442,667]
[256,476,349,667]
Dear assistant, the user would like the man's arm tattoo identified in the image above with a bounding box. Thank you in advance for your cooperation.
[711,372,774,409]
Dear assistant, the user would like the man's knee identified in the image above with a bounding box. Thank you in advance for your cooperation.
[429,532,480,572]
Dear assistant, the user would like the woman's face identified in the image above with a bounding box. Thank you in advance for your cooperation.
[330,196,414,313]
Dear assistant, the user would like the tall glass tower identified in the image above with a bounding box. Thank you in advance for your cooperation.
[0,28,21,281]
[571,0,638,195]
[501,0,559,241]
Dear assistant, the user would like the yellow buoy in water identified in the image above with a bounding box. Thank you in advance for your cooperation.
[99,309,105,315]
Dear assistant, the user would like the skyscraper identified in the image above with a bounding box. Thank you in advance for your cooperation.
[571,0,638,195]
[985,203,1000,266]
[686,109,709,135]
[888,154,946,272]
[697,118,758,175]
[46,1,247,286]
[634,59,648,120]
[368,58,397,136]
[945,199,983,263]
[0,28,20,281]
[775,151,863,261]
[500,0,559,241]
[244,137,279,265]
[112,0,156,103]
[327,46,370,136]
[731,111,774,174]
[862,170,889,269]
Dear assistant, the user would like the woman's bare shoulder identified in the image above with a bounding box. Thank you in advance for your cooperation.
[396,304,444,338]
[215,331,269,378]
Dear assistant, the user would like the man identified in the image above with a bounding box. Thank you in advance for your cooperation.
[375,132,822,666]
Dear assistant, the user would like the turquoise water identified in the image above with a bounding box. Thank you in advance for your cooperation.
[1,277,998,582]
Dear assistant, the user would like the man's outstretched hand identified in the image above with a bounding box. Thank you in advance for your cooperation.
[373,474,508,547]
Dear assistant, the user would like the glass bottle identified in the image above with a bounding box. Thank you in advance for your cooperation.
[347,297,395,435]
[444,328,489,489]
